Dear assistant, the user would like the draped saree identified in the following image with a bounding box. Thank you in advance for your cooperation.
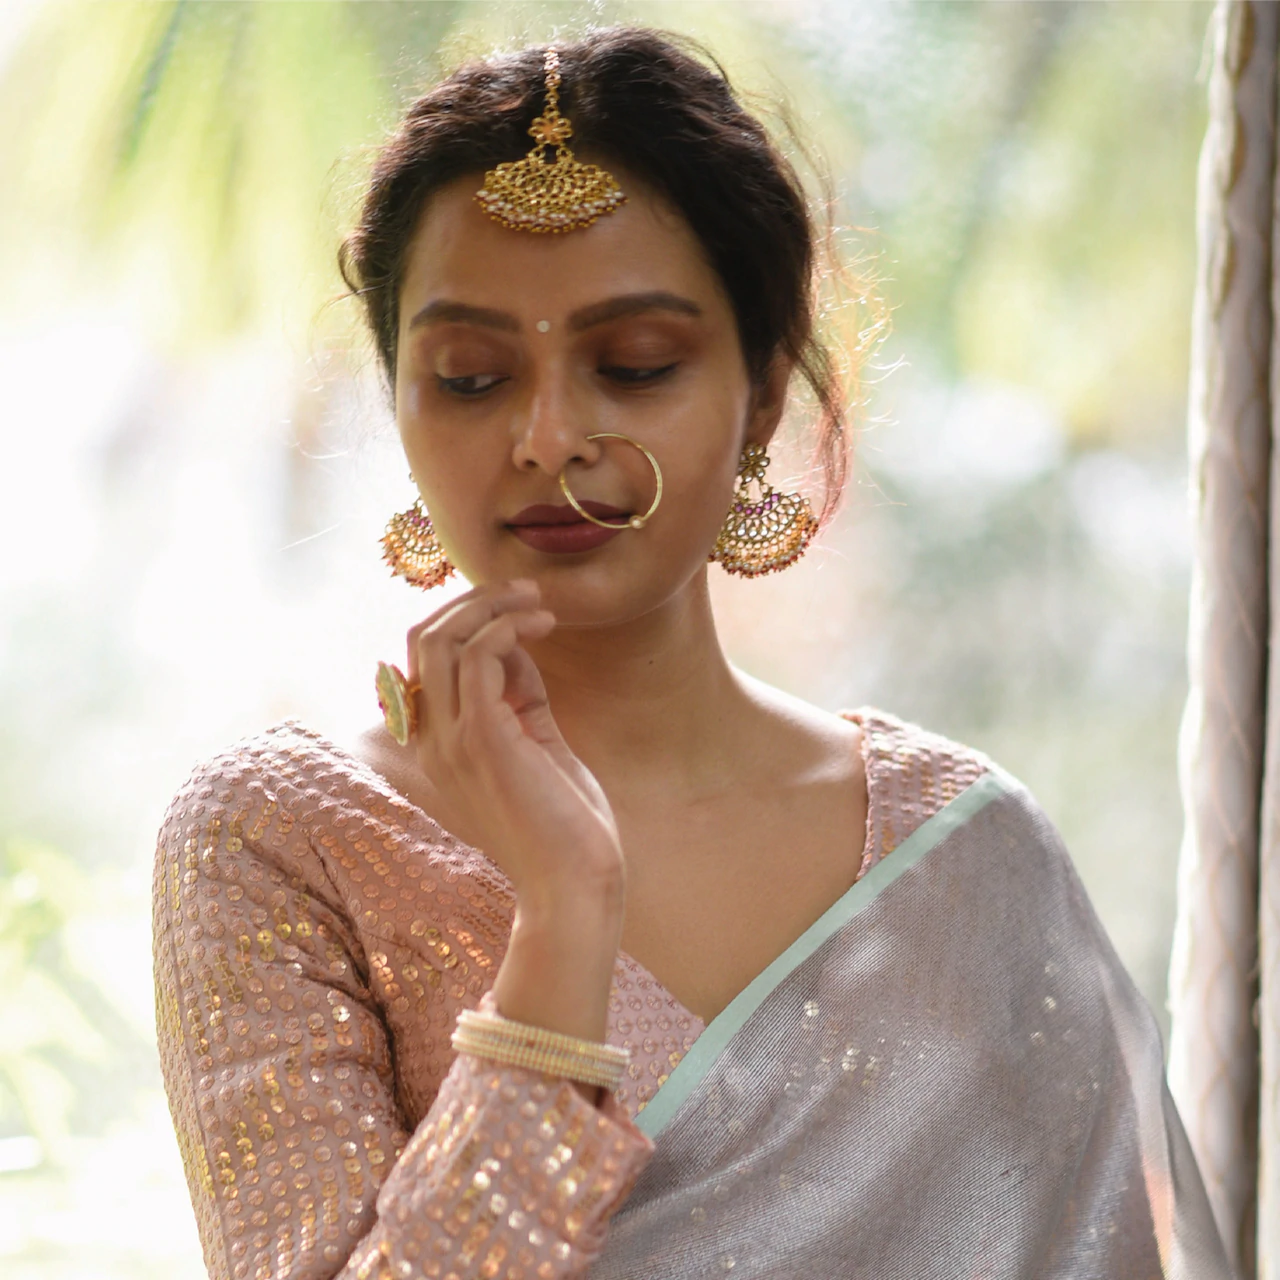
[591,766,1233,1279]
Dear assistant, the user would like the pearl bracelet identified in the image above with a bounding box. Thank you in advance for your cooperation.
[452,1007,630,1091]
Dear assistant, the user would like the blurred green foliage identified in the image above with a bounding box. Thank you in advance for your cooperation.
[0,839,106,1160]
[0,1,1206,415]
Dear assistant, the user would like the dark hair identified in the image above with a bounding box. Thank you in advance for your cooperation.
[340,26,868,523]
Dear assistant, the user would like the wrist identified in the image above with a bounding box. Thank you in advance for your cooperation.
[493,894,623,1045]
[508,885,624,963]
[516,849,625,925]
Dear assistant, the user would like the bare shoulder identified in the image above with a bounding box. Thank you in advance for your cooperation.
[732,670,870,819]
[733,669,866,786]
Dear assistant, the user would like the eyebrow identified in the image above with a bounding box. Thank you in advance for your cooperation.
[567,291,703,331]
[406,291,703,335]
[407,300,520,332]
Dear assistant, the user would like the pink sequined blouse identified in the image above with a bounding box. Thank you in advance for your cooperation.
[153,708,987,1280]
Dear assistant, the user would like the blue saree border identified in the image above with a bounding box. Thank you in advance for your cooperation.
[634,767,1014,1140]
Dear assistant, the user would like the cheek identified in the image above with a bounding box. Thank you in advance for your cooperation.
[664,380,747,492]
[398,377,426,425]
[396,377,458,481]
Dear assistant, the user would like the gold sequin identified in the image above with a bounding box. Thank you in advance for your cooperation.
[848,708,989,872]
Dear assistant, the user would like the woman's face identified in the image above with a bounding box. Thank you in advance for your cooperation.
[393,168,787,627]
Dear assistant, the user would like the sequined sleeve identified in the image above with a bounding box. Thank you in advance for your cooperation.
[152,745,654,1280]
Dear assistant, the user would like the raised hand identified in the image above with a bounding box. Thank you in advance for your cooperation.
[404,578,622,898]
[401,579,625,1057]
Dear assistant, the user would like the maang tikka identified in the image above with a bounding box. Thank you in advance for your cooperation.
[475,48,626,234]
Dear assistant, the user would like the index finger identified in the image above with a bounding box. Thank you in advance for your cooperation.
[406,588,549,745]
[404,579,540,683]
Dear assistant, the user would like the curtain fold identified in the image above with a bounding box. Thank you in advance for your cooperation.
[1169,4,1279,1278]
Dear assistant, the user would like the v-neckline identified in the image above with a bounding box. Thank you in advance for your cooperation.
[290,710,878,1037]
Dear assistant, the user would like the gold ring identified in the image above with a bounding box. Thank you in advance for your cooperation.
[375,661,420,746]
[558,433,663,530]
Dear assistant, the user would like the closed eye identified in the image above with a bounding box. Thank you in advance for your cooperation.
[436,373,509,397]
[599,362,679,386]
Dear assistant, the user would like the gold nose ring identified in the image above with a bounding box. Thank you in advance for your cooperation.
[558,432,663,530]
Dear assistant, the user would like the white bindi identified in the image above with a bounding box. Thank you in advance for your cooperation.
[535,319,551,333]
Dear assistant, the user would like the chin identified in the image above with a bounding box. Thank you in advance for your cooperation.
[537,568,657,627]
[516,553,702,629]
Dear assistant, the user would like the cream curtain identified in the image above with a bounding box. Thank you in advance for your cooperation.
[1168,3,1280,1278]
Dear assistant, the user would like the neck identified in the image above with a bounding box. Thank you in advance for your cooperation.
[525,573,747,799]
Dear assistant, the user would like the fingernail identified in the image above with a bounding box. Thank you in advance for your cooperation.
[509,578,538,594]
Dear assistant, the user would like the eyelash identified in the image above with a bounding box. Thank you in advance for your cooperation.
[435,363,679,399]
[599,362,678,386]
[436,373,506,397]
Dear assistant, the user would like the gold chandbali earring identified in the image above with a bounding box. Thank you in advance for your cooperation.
[381,482,455,591]
[710,443,819,578]
[474,48,626,234]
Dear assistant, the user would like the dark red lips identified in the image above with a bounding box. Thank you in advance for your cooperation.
[506,500,631,554]
[509,501,630,525]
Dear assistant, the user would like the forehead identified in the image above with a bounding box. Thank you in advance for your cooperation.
[398,169,730,324]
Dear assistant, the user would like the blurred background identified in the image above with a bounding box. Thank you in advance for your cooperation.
[0,1,1211,1275]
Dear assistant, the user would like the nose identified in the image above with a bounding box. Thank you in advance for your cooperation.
[509,361,599,479]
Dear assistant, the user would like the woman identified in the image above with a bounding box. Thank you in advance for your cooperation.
[153,27,1232,1280]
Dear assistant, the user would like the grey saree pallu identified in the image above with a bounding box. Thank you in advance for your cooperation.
[589,769,1235,1280]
